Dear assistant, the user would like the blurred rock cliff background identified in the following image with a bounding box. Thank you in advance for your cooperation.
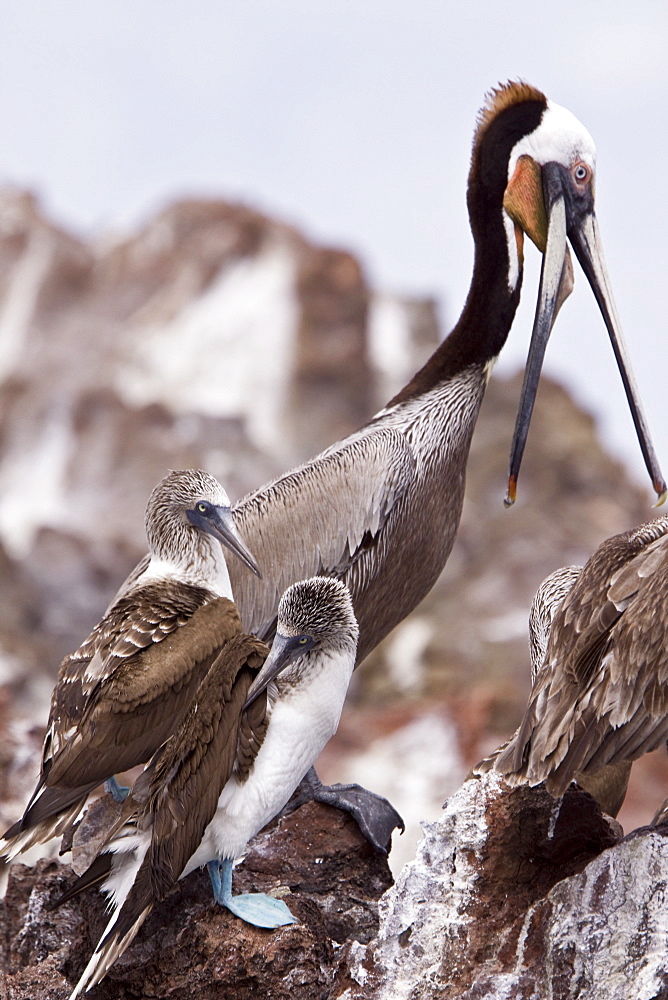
[0,187,664,873]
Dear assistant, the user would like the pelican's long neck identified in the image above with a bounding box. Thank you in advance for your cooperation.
[389,95,546,407]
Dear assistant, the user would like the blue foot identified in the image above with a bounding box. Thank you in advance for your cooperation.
[206,859,297,929]
[104,776,129,803]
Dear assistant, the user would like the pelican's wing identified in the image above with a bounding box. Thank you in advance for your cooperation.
[230,426,416,637]
[496,518,668,790]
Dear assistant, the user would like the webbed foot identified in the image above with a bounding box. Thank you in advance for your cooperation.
[282,767,404,854]
[206,859,296,928]
[104,776,129,803]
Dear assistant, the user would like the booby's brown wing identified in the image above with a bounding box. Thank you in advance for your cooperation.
[4,595,244,852]
[496,518,668,792]
[57,637,268,1000]
[43,594,242,789]
[46,583,217,762]
[229,427,416,639]
[51,633,268,923]
[125,633,269,900]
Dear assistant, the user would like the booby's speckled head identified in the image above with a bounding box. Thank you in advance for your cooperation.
[244,577,358,707]
[278,576,358,647]
[146,469,261,578]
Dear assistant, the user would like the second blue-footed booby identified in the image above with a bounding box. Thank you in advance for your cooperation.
[0,469,260,865]
[491,516,668,808]
[56,577,359,999]
[117,82,665,851]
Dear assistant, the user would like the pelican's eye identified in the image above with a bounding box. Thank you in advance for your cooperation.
[572,162,591,185]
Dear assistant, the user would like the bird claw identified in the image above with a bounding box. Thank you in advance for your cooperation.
[281,770,404,854]
[316,781,405,854]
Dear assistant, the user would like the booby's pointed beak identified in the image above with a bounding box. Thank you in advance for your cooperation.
[190,504,262,578]
[243,633,304,708]
[211,506,262,577]
[505,161,666,507]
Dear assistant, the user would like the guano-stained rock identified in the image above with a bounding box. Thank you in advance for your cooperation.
[342,773,668,1000]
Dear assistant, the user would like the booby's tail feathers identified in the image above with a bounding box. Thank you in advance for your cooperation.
[67,829,154,999]
[0,783,96,863]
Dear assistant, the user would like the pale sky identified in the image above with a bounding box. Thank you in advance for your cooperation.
[1,0,667,490]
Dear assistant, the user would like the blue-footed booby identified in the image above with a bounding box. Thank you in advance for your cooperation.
[56,577,358,999]
[118,82,665,851]
[491,516,668,807]
[0,469,260,865]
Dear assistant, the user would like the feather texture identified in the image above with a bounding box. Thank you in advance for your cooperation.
[1,470,257,863]
[494,516,668,797]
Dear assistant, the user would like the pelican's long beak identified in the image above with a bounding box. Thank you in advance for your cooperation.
[243,634,296,708]
[505,163,571,506]
[202,505,262,578]
[505,162,666,507]
[568,213,666,504]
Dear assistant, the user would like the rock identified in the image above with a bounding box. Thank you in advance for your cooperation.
[342,772,668,1000]
[0,801,392,999]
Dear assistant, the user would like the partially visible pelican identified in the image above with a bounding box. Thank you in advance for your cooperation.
[493,516,668,807]
[56,577,359,999]
[0,470,260,865]
[120,82,666,850]
[475,561,631,818]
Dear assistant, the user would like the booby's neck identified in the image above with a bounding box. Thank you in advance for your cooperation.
[141,534,233,599]
[272,639,357,701]
[389,96,546,407]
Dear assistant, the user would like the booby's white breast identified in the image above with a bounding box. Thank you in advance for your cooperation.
[185,647,354,868]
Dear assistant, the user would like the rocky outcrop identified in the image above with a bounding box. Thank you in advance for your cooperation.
[1,801,392,999]
[343,774,668,1000]
[5,776,667,999]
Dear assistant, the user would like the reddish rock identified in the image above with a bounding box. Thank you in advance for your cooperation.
[1,801,392,999]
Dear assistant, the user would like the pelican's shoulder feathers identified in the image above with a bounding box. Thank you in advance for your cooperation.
[230,426,415,637]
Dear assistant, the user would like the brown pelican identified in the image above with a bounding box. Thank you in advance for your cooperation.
[476,561,631,817]
[56,577,358,999]
[492,516,668,805]
[0,470,260,865]
[120,82,666,850]
[528,565,583,679]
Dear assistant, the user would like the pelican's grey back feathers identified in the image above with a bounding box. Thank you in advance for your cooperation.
[229,427,415,642]
[229,370,485,660]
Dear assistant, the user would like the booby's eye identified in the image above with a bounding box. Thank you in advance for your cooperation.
[197,502,208,514]
[572,163,590,185]
[298,636,310,645]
